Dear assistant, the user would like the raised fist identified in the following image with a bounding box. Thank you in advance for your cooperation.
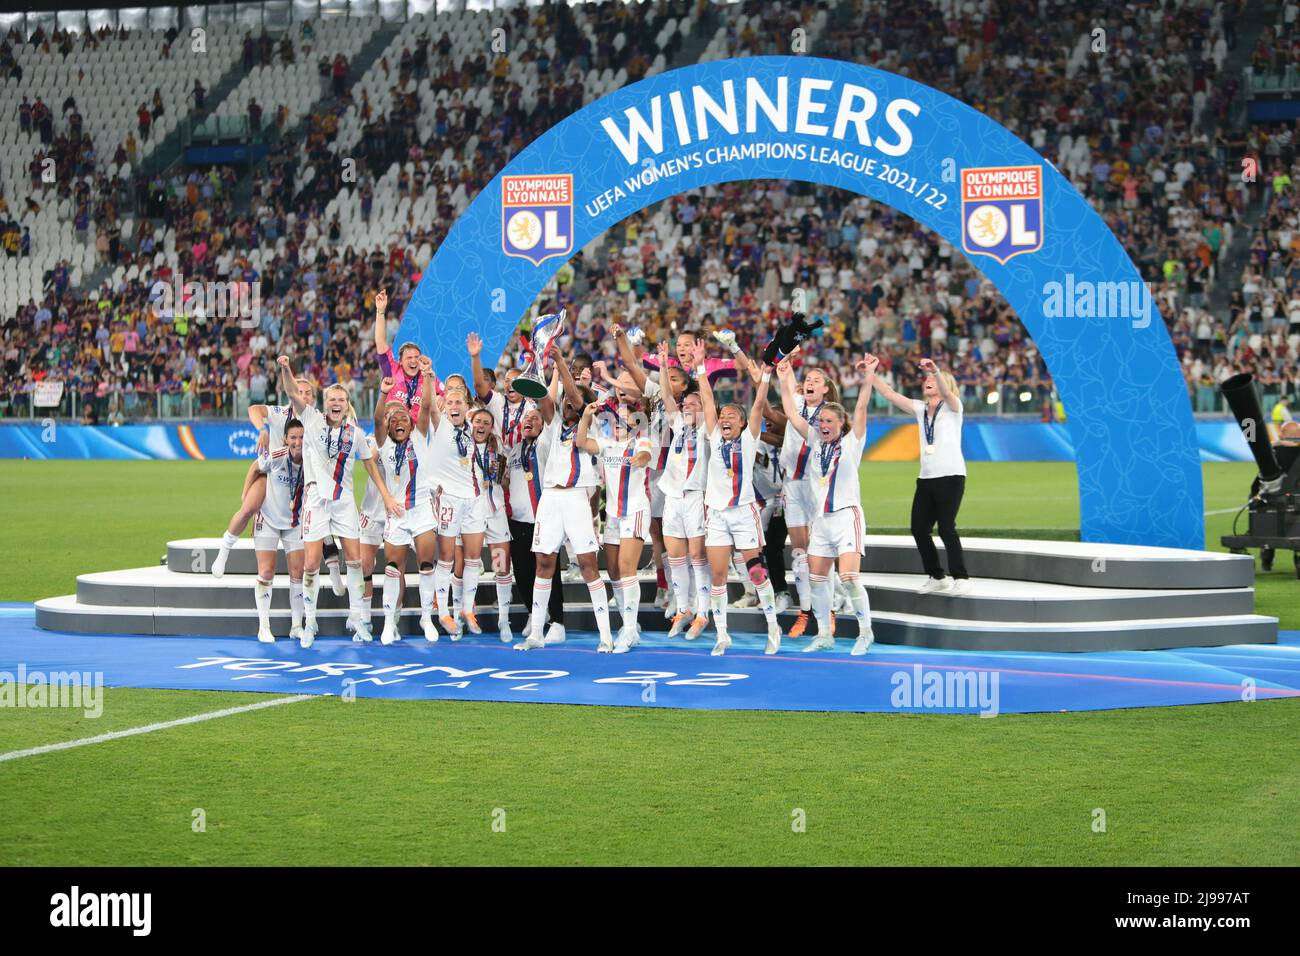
[374,289,388,314]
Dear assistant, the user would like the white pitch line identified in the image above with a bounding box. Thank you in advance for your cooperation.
[0,694,315,764]
[1205,506,1244,516]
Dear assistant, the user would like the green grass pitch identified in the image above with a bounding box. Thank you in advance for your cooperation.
[0,459,1296,866]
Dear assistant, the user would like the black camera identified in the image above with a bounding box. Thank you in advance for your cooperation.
[1219,373,1300,577]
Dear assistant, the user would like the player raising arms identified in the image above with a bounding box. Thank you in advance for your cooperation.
[772,362,840,640]
[373,289,431,413]
[653,340,712,640]
[613,324,692,614]
[423,374,487,638]
[694,340,782,656]
[470,406,514,642]
[468,332,534,448]
[515,352,615,653]
[371,368,441,645]
[579,395,653,653]
[250,417,307,643]
[211,375,328,580]
[277,356,398,648]
[776,354,877,655]
[505,406,568,644]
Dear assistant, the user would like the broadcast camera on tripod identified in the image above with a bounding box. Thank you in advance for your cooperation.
[1218,372,1300,577]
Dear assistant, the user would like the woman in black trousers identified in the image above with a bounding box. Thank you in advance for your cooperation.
[870,357,970,594]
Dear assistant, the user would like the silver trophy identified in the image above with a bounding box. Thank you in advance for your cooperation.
[514,308,566,400]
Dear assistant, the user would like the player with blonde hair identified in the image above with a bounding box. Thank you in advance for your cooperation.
[277,357,399,647]
[777,354,878,655]
[424,374,488,637]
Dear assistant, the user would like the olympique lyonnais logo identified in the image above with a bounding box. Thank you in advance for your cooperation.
[960,165,1043,264]
[502,174,574,265]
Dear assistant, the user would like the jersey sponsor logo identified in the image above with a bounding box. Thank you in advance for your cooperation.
[227,427,260,457]
[960,165,1042,264]
[502,174,574,265]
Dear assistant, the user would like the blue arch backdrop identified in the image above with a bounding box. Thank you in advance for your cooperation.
[402,56,1203,550]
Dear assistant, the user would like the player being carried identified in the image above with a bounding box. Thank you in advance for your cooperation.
[277,355,400,647]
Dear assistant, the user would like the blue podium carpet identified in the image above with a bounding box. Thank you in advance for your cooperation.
[2,606,1298,715]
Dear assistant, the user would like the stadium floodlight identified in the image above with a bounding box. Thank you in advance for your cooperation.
[1019,391,1033,402]
[986,391,1000,405]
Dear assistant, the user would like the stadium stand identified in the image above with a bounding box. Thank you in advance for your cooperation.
[1,0,1296,426]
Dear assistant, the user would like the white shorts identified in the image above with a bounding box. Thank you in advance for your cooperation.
[433,487,485,537]
[483,507,511,545]
[809,505,866,559]
[782,479,818,529]
[704,501,766,551]
[759,496,777,531]
[602,509,651,545]
[649,474,666,519]
[358,510,385,547]
[303,494,361,543]
[384,498,437,547]
[253,514,304,553]
[661,490,705,540]
[532,486,600,555]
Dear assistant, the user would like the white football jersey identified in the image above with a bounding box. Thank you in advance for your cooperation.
[809,430,865,514]
[360,434,387,521]
[265,403,294,449]
[422,414,479,498]
[540,416,600,489]
[475,440,507,517]
[507,436,548,523]
[780,397,828,482]
[657,412,707,498]
[300,405,371,503]
[377,434,423,510]
[642,379,672,472]
[598,432,653,518]
[704,425,758,510]
[752,439,784,508]
[487,391,536,447]
[257,446,305,530]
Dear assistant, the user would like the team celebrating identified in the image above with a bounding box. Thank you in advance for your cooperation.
[208,290,971,656]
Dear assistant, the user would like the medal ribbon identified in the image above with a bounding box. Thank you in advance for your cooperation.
[923,402,941,447]
[819,437,841,476]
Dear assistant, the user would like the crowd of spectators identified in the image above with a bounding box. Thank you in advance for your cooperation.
[2,0,1298,425]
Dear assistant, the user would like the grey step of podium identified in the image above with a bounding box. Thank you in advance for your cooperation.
[33,593,1278,652]
[70,566,1260,625]
[163,535,1256,591]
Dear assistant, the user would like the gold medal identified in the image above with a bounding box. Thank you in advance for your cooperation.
[925,445,937,456]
